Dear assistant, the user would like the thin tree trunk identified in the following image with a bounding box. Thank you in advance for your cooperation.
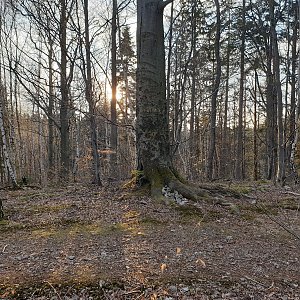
[289,1,299,182]
[110,0,118,178]
[0,85,18,188]
[37,43,44,185]
[206,0,221,180]
[220,4,231,179]
[189,0,197,179]
[269,0,285,185]
[84,0,102,185]
[235,0,246,180]
[59,0,70,181]
[265,38,277,180]
[166,0,174,111]
[48,39,55,179]
[253,70,259,181]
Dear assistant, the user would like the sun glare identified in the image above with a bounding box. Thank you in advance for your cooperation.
[106,87,123,102]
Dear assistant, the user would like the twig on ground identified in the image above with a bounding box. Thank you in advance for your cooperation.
[2,244,8,253]
[135,291,146,299]
[244,276,267,288]
[44,281,62,300]
[255,203,300,241]
[282,191,300,197]
[123,287,141,295]
[267,281,275,290]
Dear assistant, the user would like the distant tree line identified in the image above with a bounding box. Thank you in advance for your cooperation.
[0,0,299,187]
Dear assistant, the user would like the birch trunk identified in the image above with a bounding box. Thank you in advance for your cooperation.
[0,86,18,188]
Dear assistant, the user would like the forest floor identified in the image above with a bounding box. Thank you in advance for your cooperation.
[0,181,299,299]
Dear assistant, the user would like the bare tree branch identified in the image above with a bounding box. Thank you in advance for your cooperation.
[159,0,174,10]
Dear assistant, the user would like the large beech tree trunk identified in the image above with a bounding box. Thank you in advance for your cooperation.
[136,0,238,202]
[136,0,176,197]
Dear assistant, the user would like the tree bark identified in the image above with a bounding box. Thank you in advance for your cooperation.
[289,1,299,182]
[59,0,70,181]
[48,39,55,179]
[265,34,277,180]
[110,0,118,178]
[136,0,175,196]
[220,4,231,179]
[269,0,285,185]
[84,0,102,186]
[0,85,18,188]
[136,0,241,202]
[206,0,221,180]
[253,70,259,181]
[189,0,197,179]
[166,0,174,113]
[235,0,246,180]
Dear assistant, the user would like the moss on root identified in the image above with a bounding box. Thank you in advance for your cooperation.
[144,166,176,200]
[140,165,242,203]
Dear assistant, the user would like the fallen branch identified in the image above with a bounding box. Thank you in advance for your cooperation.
[244,276,267,288]
[255,203,300,241]
[282,191,300,197]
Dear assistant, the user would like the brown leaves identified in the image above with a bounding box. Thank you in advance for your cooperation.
[160,263,167,273]
[196,258,206,268]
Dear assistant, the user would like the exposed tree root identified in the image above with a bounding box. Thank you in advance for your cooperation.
[143,165,241,203]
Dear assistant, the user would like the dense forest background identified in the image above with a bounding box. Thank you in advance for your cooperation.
[0,0,299,187]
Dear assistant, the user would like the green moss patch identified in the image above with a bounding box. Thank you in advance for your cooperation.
[0,220,26,233]
[139,216,166,226]
[37,222,129,239]
[175,205,205,223]
[28,204,71,214]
